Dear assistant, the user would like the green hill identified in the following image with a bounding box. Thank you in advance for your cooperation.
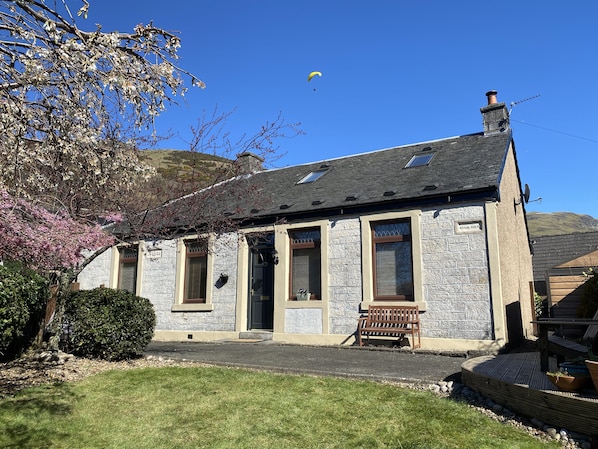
[526,212,598,238]
[138,149,230,184]
[136,149,232,208]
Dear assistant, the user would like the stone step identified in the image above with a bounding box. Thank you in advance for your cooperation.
[239,331,273,341]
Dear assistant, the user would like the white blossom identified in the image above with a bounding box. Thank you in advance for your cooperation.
[0,0,202,218]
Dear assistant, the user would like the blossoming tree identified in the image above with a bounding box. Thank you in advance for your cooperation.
[0,1,301,271]
[0,1,302,350]
[0,0,204,219]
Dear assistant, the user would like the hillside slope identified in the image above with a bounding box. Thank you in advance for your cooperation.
[137,149,232,208]
[526,212,598,238]
[138,149,230,184]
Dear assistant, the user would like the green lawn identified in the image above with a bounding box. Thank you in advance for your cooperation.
[0,366,559,449]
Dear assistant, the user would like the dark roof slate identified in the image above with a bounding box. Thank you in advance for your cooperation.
[147,129,513,230]
[532,231,598,280]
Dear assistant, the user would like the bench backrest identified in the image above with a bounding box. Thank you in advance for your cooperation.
[367,305,419,324]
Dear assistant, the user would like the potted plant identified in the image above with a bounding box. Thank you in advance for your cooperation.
[296,289,310,301]
[560,358,590,377]
[585,346,598,391]
[546,367,592,392]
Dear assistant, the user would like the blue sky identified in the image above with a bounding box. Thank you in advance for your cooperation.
[86,1,598,217]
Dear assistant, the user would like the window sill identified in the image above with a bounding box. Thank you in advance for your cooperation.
[361,300,427,312]
[286,300,323,309]
[171,303,214,312]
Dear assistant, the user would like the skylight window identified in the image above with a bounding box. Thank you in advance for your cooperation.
[405,153,435,168]
[297,168,329,184]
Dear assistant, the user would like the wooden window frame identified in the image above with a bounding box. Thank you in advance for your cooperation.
[184,241,208,304]
[289,228,322,301]
[371,219,414,301]
[117,246,138,294]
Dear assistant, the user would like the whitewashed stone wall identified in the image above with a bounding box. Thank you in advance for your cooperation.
[139,240,177,330]
[77,249,112,289]
[155,233,238,332]
[77,205,496,343]
[419,205,493,340]
[327,217,363,335]
[77,233,240,333]
[285,309,323,334]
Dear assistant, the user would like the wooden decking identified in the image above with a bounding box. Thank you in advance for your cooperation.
[462,352,598,437]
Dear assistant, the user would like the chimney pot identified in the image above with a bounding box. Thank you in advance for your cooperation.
[481,90,509,135]
[486,90,498,105]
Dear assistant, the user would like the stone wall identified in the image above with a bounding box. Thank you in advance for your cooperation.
[420,205,493,340]
[77,204,498,344]
[139,240,177,330]
[285,309,323,334]
[155,234,238,332]
[77,249,112,289]
[327,217,363,335]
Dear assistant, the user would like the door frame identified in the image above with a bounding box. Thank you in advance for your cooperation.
[247,233,275,330]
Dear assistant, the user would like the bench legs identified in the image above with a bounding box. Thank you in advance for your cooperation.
[357,330,420,349]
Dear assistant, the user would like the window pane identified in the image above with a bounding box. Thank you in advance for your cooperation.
[118,246,138,294]
[297,169,328,184]
[186,241,204,253]
[186,255,207,301]
[292,247,321,296]
[119,261,137,294]
[291,230,320,244]
[405,153,434,168]
[120,247,138,259]
[373,221,410,238]
[375,241,413,297]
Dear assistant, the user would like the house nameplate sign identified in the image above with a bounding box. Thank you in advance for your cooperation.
[455,220,483,234]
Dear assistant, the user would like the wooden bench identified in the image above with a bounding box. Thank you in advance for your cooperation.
[357,305,421,348]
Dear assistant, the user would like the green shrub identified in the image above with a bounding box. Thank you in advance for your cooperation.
[578,267,598,318]
[0,263,48,360]
[62,288,156,361]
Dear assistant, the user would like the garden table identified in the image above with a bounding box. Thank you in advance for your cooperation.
[531,318,598,372]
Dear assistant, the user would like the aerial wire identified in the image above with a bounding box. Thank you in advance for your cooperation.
[509,94,598,144]
[511,119,598,144]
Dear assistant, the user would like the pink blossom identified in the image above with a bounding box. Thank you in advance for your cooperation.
[0,190,114,270]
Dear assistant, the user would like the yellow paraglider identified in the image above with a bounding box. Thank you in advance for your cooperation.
[307,71,322,82]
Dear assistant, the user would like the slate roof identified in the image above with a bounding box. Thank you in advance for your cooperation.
[532,231,598,281]
[136,129,513,232]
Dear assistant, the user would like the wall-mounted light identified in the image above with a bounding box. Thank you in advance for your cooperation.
[217,272,229,287]
[271,249,279,265]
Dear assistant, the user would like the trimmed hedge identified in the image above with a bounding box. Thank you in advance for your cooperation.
[0,263,48,360]
[62,288,156,361]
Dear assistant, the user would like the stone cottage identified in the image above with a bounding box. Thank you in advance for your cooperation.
[77,91,534,351]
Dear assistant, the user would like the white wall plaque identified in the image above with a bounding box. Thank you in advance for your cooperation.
[456,220,483,234]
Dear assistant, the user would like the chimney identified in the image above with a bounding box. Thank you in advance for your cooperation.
[236,152,264,175]
[480,90,510,135]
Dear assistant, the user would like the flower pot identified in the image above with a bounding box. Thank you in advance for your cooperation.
[546,372,592,392]
[559,362,590,377]
[586,360,598,391]
[296,292,310,301]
